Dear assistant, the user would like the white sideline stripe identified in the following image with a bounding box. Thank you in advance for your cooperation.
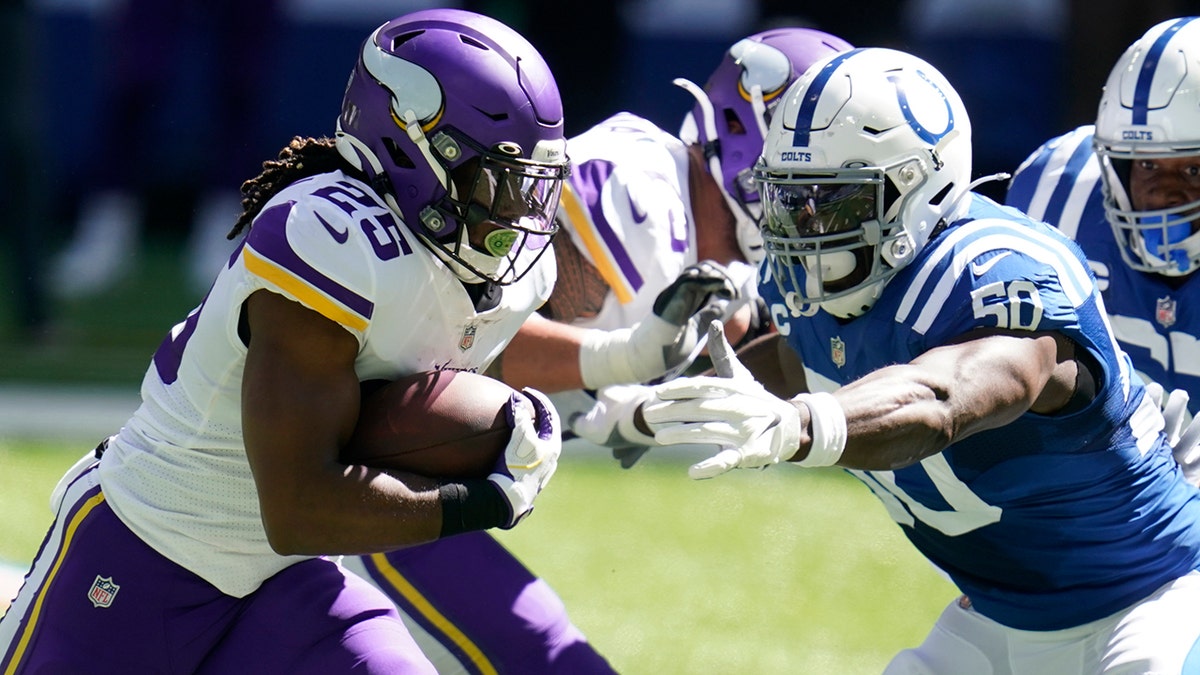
[0,384,140,440]
[1,559,26,613]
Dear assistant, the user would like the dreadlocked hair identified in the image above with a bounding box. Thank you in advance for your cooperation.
[230,136,347,237]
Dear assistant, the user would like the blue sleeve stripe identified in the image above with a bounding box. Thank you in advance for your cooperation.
[1050,158,1104,242]
[1005,146,1055,214]
[1006,128,1092,222]
[1040,136,1098,228]
[1133,17,1197,124]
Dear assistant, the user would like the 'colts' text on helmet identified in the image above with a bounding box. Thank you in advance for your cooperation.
[756,48,972,318]
[1094,16,1200,277]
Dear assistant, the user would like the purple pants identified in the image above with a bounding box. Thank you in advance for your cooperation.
[0,464,435,674]
[344,532,618,674]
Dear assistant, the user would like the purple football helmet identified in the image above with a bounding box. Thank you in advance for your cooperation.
[678,27,853,263]
[335,9,570,284]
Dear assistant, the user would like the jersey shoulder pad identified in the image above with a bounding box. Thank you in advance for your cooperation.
[1005,125,1099,224]
[240,172,410,335]
[895,217,1096,340]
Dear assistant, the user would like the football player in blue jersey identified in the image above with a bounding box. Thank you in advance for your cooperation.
[0,10,582,673]
[1006,17,1200,484]
[637,46,1200,672]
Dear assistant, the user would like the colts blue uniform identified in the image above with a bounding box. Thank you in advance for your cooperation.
[762,193,1200,631]
[1006,125,1200,413]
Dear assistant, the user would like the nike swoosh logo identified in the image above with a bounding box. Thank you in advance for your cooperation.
[316,212,349,244]
[627,193,648,224]
[970,251,1012,277]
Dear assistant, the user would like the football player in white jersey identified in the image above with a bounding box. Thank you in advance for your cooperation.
[638,47,1200,672]
[564,27,852,457]
[1006,16,1200,483]
[0,10,581,673]
[342,27,854,674]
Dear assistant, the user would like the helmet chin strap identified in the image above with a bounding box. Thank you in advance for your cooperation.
[722,189,764,263]
[402,109,454,198]
[425,226,505,284]
[675,77,768,264]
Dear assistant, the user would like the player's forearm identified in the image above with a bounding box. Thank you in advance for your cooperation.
[253,457,446,555]
[496,314,587,392]
[829,338,1048,470]
[828,366,958,471]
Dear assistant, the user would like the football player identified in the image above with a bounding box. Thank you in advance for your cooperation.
[564,27,851,456]
[340,26,854,673]
[0,10,580,673]
[1005,16,1200,483]
[639,47,1200,672]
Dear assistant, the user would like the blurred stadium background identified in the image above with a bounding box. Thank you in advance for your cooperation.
[0,0,1185,671]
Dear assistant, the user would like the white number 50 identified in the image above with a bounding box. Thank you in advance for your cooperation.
[971,280,1043,330]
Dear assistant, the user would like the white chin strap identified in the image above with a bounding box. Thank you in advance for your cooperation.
[674,77,768,265]
[724,190,764,264]
[428,227,504,284]
[817,284,885,319]
[801,252,884,319]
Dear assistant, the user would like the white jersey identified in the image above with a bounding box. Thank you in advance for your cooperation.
[98,171,553,596]
[551,113,757,416]
[557,113,698,331]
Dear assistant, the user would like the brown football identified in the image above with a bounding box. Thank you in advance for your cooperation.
[343,370,516,479]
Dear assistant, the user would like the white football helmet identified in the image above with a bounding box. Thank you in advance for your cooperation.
[1094,16,1200,277]
[756,48,972,318]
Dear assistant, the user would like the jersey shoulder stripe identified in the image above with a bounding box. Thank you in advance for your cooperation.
[243,201,374,332]
[1005,125,1102,240]
[896,205,1093,335]
[559,182,639,305]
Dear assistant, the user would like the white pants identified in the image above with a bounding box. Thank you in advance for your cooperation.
[885,571,1200,674]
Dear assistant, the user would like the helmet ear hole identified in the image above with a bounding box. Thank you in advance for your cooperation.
[929,182,954,207]
[723,108,747,135]
[382,137,416,170]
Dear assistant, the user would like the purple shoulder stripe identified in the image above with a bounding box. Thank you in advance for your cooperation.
[245,203,375,322]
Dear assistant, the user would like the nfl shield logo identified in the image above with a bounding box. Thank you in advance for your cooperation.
[88,575,119,608]
[1156,296,1177,329]
[459,325,477,351]
[831,336,846,368]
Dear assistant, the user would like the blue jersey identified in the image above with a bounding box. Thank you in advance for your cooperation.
[1006,125,1200,413]
[761,194,1200,631]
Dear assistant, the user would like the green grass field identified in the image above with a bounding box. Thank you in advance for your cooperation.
[1,436,957,674]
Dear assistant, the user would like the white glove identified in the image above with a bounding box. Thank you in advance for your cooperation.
[569,384,659,468]
[643,321,803,479]
[488,388,561,528]
[1145,383,1200,485]
[578,261,736,388]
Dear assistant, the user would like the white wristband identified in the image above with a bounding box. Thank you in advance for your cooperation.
[579,328,637,390]
[793,392,847,467]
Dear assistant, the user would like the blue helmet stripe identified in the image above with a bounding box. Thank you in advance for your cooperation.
[790,48,864,147]
[1132,17,1197,124]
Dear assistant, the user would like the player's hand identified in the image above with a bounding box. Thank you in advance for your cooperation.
[579,261,736,388]
[1146,383,1200,485]
[643,321,801,479]
[569,384,659,468]
[488,388,561,528]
